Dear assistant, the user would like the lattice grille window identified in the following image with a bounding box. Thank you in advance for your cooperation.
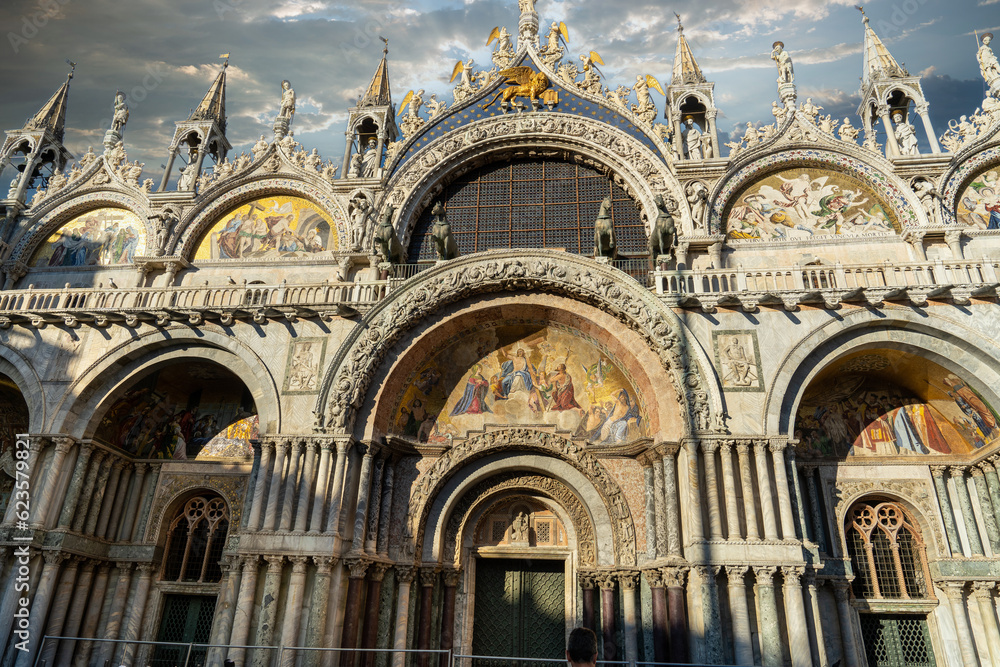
[846,500,931,600]
[407,158,646,261]
[493,520,508,542]
[536,520,551,543]
[162,495,230,583]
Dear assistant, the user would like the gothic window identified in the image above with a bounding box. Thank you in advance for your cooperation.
[162,495,229,583]
[846,500,931,600]
[407,158,645,261]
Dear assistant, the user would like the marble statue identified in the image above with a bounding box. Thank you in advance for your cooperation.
[305,148,322,172]
[404,89,424,119]
[772,101,787,125]
[374,204,402,264]
[799,98,821,122]
[817,115,837,134]
[686,181,709,230]
[771,41,794,84]
[348,152,363,178]
[111,91,129,133]
[350,195,371,250]
[177,165,197,191]
[979,33,1000,88]
[893,111,919,155]
[361,139,379,178]
[278,80,296,120]
[252,135,269,160]
[426,94,446,120]
[912,178,942,226]
[511,512,529,541]
[701,134,714,159]
[518,0,535,13]
[683,117,703,160]
[7,177,19,199]
[648,194,676,259]
[839,118,860,143]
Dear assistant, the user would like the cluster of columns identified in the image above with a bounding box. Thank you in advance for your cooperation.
[642,438,800,555]
[930,462,1000,558]
[939,580,1000,666]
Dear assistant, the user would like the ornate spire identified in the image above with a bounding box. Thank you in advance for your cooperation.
[671,14,706,86]
[189,55,228,133]
[860,7,907,85]
[24,63,74,142]
[360,39,392,107]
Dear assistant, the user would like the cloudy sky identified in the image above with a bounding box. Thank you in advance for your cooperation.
[0,0,995,179]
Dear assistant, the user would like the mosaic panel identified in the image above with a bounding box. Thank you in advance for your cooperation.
[955,166,1000,229]
[31,207,146,266]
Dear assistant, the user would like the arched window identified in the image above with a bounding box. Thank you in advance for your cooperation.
[162,495,229,583]
[846,500,931,600]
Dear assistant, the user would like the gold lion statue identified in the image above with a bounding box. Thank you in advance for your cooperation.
[482,66,550,111]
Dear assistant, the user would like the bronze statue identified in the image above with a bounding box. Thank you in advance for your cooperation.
[593,196,617,258]
[648,194,675,259]
[482,66,550,111]
[374,205,403,264]
[429,202,458,261]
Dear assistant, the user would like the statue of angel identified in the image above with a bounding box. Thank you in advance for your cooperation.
[399,89,424,119]
[451,59,475,90]
[771,41,794,84]
[579,51,604,94]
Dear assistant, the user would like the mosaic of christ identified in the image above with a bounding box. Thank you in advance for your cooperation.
[726,168,898,240]
[391,323,648,445]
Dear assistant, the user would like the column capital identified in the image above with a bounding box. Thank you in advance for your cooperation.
[831,579,852,601]
[289,555,309,573]
[42,551,67,566]
[241,555,261,572]
[419,567,438,587]
[220,554,241,573]
[752,439,768,453]
[940,581,967,600]
[53,436,75,453]
[949,466,967,479]
[693,564,722,580]
[781,565,804,586]
[735,440,751,454]
[661,566,688,588]
[395,564,417,583]
[136,562,157,576]
[971,581,995,599]
[969,466,985,478]
[617,570,640,590]
[802,568,818,587]
[701,440,720,454]
[719,439,735,454]
[318,438,336,453]
[768,440,787,454]
[313,555,337,573]
[78,442,94,456]
[656,442,681,457]
[752,565,777,585]
[594,570,618,590]
[346,556,370,579]
[441,568,462,587]
[578,571,596,589]
[725,564,748,582]
[644,568,666,588]
[368,561,391,582]
[274,440,290,454]
[930,465,949,478]
[264,554,285,567]
[980,460,997,474]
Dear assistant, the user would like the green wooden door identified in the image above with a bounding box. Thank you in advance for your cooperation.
[859,614,935,667]
[152,594,217,667]
[472,559,565,666]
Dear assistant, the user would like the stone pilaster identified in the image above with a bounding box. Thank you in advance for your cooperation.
[753,441,779,540]
[951,466,985,555]
[770,441,797,540]
[132,462,161,541]
[228,556,261,666]
[264,440,289,531]
[719,441,741,540]
[309,440,333,532]
[376,460,396,555]
[725,565,754,666]
[831,581,861,667]
[970,467,1000,553]
[365,455,386,554]
[71,449,106,532]
[118,463,147,541]
[782,566,812,667]
[661,444,682,555]
[103,463,132,540]
[941,582,980,666]
[392,565,417,667]
[736,442,760,540]
[279,556,310,667]
[695,565,723,664]
[56,443,93,529]
[294,440,319,532]
[279,440,303,531]
[248,440,273,530]
[253,555,286,666]
[753,566,782,667]
[702,441,724,540]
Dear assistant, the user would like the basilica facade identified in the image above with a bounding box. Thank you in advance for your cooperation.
[1,4,1000,667]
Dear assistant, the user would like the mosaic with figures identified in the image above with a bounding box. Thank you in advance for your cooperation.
[31,207,146,266]
[727,168,898,240]
[956,168,1000,229]
[795,352,999,459]
[96,364,258,459]
[194,195,337,260]
[391,322,647,444]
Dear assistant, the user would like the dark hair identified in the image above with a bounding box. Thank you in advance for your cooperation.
[567,627,598,664]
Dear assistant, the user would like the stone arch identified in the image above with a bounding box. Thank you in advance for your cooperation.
[315,249,718,437]
[764,307,1000,437]
[709,148,924,234]
[404,428,634,567]
[0,345,45,433]
[9,190,153,268]
[172,177,349,259]
[382,114,687,247]
[48,326,280,437]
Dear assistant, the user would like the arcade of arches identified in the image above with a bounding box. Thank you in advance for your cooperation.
[2,4,1000,667]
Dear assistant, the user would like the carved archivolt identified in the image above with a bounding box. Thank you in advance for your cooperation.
[315,249,709,435]
[383,112,687,245]
[831,479,946,561]
[145,474,248,543]
[443,472,597,567]
[405,428,635,566]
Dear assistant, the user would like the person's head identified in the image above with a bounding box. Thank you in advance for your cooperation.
[566,627,598,666]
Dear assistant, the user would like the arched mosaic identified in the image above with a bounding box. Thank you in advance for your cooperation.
[30,207,146,266]
[194,195,338,260]
[955,166,1000,229]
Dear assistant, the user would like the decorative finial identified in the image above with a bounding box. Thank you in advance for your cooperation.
[380,36,388,55]
[220,53,230,67]
[856,6,868,24]
[675,12,683,32]
[65,59,76,80]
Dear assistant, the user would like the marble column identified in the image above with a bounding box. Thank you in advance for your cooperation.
[930,466,963,556]
[31,437,74,526]
[661,445,683,555]
[804,570,829,667]
[351,444,378,550]
[279,440,303,531]
[831,581,861,667]
[95,460,125,539]
[38,556,81,667]
[248,440,273,530]
[579,572,596,632]
[56,443,93,529]
[981,460,1000,526]
[342,557,372,667]
[782,567,812,667]
[770,442,797,541]
[84,454,114,535]
[753,441,779,540]
[365,457,386,554]
[208,556,242,667]
[915,103,941,153]
[642,460,657,560]
[279,556,310,667]
[973,582,1000,665]
[131,462,161,541]
[696,565,723,664]
[118,462,147,541]
[719,441,741,540]
[804,467,827,552]
[363,563,392,662]
[416,568,437,667]
[97,563,134,666]
[102,463,132,539]
[392,566,417,667]
[736,442,760,540]
[619,571,640,663]
[309,440,334,532]
[437,568,461,667]
[726,565,754,667]
[119,563,155,666]
[652,456,668,556]
[941,582,979,666]
[971,467,1000,553]
[951,466,985,555]
[73,563,111,667]
[305,557,337,666]
[753,566,782,667]
[265,440,289,531]
[664,566,689,664]
[702,442,724,540]
[294,441,319,533]
[3,437,43,525]
[228,556,261,666]
[787,447,808,541]
[254,555,286,667]
[597,572,618,660]
[71,449,106,532]
[376,462,396,556]
[646,569,669,663]
[12,552,65,667]
[327,439,352,534]
[55,559,97,664]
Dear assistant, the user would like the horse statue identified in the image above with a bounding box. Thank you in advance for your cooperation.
[373,205,403,264]
[648,194,676,260]
[429,201,458,261]
[593,196,617,258]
